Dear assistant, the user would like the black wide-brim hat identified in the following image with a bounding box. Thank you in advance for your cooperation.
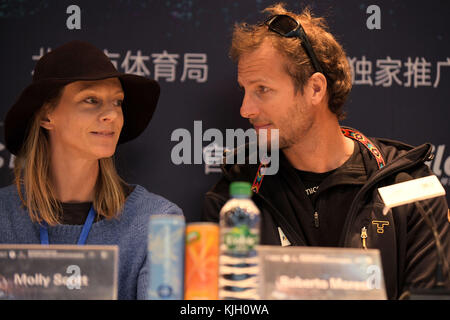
[5,40,160,155]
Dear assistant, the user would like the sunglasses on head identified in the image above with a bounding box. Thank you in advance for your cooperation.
[265,14,326,76]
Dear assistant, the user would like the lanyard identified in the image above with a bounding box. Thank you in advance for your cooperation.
[39,206,96,245]
[251,127,387,194]
[340,127,386,169]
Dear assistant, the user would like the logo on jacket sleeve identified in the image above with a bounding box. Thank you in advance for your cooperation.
[372,220,389,234]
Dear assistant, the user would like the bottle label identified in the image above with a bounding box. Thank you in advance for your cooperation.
[223,225,258,252]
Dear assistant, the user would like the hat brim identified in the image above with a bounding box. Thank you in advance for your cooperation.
[117,74,160,144]
[5,73,160,155]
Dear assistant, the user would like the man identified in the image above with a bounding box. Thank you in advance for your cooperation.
[202,4,449,299]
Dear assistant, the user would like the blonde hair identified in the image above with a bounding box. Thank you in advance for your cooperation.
[14,90,127,226]
[230,3,352,120]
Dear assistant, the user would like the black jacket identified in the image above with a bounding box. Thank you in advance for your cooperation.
[202,128,450,300]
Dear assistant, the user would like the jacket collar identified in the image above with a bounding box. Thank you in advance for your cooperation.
[220,127,433,194]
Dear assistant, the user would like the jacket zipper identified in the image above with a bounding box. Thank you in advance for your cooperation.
[360,227,368,249]
[341,155,431,246]
[314,212,319,228]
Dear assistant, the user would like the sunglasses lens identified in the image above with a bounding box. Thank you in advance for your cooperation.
[269,15,298,35]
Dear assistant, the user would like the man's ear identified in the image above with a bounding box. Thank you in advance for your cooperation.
[309,72,328,104]
[39,104,54,130]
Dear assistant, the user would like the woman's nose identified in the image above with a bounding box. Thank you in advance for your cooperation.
[101,104,122,122]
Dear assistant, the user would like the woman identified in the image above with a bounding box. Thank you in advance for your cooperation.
[0,41,183,299]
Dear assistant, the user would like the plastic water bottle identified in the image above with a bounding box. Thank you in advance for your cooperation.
[218,181,260,300]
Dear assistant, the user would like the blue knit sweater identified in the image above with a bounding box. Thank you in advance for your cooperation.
[0,184,183,300]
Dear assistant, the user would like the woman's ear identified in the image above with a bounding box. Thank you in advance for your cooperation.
[39,104,54,130]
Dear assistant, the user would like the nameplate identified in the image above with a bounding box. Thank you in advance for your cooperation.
[257,246,387,300]
[0,244,118,300]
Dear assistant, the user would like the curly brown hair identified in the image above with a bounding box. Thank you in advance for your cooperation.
[230,3,352,120]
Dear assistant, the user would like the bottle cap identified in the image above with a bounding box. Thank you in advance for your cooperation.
[230,181,252,197]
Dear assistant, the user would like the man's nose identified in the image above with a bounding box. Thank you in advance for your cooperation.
[240,94,259,119]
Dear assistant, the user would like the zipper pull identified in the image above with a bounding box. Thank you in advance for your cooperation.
[313,212,319,228]
[361,227,368,249]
